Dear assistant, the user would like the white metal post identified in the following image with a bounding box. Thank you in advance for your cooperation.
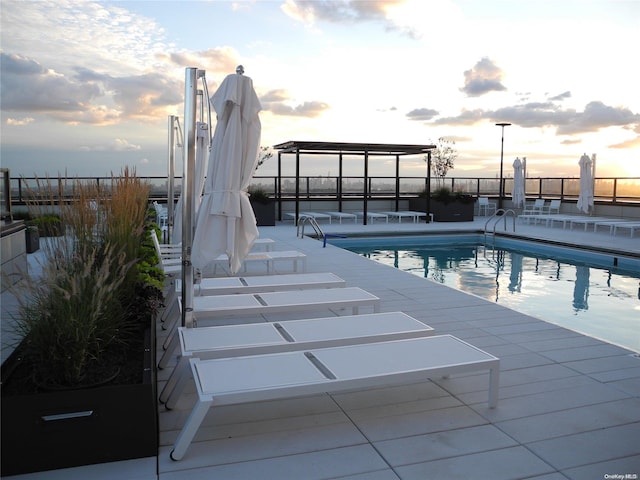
[167,115,177,242]
[182,68,198,328]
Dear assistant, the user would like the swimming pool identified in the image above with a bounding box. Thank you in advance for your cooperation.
[330,235,640,353]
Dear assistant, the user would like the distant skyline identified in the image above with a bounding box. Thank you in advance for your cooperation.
[1,0,639,180]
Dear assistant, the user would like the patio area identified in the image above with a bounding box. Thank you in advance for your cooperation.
[3,217,639,479]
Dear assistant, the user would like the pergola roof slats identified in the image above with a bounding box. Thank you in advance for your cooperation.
[273,141,435,156]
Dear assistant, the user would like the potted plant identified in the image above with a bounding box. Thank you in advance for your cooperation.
[30,213,64,237]
[25,224,39,253]
[248,185,275,226]
[1,170,164,476]
[428,186,475,222]
[409,137,474,221]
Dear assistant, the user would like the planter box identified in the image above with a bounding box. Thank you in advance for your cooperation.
[251,200,276,226]
[26,228,40,253]
[0,327,158,476]
[409,198,475,222]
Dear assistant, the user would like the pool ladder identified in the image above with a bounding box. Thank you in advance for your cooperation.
[484,209,517,252]
[297,216,347,247]
[297,215,324,239]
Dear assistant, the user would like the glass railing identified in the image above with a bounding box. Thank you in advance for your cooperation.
[8,175,640,205]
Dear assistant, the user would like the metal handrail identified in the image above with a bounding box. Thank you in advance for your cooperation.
[483,209,517,244]
[297,215,324,239]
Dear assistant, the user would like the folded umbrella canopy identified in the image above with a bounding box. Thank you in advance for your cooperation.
[192,69,262,274]
[577,153,594,214]
[511,157,525,209]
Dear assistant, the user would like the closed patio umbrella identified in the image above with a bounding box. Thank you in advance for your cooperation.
[577,153,594,214]
[192,67,262,274]
[511,157,525,209]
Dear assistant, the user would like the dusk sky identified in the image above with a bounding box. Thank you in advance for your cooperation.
[1,0,639,180]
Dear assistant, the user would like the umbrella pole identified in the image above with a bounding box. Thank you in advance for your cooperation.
[167,115,177,242]
[591,154,597,214]
[181,68,198,329]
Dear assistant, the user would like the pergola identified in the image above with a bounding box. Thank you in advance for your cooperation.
[273,141,437,225]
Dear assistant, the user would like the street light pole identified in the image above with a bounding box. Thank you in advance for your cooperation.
[495,122,511,210]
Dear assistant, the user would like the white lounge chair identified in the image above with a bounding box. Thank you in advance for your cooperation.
[160,272,347,324]
[546,199,561,214]
[162,287,381,345]
[158,311,436,407]
[151,230,274,261]
[283,212,332,224]
[324,211,357,223]
[545,214,584,228]
[161,250,307,277]
[300,212,332,223]
[382,211,427,223]
[179,272,346,296]
[612,222,640,237]
[184,287,379,320]
[169,335,500,460]
[477,197,497,216]
[523,199,546,216]
[567,216,616,231]
[153,201,168,229]
[354,211,389,223]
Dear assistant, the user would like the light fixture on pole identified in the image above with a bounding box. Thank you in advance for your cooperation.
[495,122,511,210]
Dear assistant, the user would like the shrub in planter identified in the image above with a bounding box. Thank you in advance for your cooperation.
[30,214,64,237]
[248,186,275,226]
[411,187,475,222]
[1,169,163,475]
[427,186,474,205]
[25,225,39,253]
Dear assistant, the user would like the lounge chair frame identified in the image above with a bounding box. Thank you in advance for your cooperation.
[158,311,436,408]
[159,272,347,324]
[169,335,500,460]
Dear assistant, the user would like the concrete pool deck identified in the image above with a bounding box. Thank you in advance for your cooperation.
[3,218,639,479]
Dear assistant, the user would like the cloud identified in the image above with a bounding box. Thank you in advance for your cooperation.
[427,100,640,136]
[281,0,433,38]
[558,101,640,135]
[269,101,330,117]
[432,109,487,126]
[549,91,572,101]
[609,135,640,149]
[281,0,392,25]
[79,138,142,152]
[406,107,439,121]
[261,89,330,117]
[1,53,182,124]
[561,138,583,145]
[1,0,171,76]
[159,47,241,78]
[6,117,35,126]
[261,89,291,103]
[74,67,183,121]
[1,53,103,114]
[460,57,506,97]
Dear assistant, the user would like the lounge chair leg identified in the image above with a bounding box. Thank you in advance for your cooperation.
[171,398,212,461]
[164,361,193,410]
[160,297,178,325]
[158,332,180,369]
[162,323,178,350]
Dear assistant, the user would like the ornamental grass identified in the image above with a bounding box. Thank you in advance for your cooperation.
[10,168,161,389]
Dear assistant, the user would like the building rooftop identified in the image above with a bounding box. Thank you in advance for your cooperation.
[3,217,639,479]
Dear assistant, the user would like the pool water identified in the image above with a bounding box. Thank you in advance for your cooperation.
[334,236,640,353]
